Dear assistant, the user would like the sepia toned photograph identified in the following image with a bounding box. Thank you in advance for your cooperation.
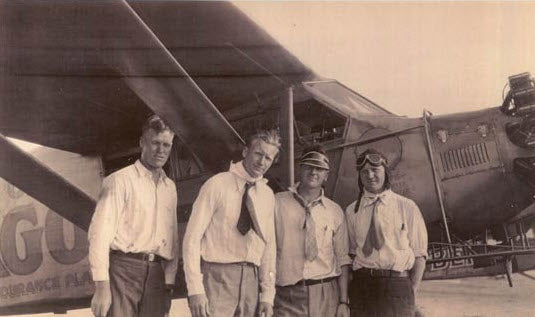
[1,1,534,316]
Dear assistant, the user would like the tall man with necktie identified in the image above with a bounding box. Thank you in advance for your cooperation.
[183,129,281,317]
[274,146,351,317]
[345,149,428,317]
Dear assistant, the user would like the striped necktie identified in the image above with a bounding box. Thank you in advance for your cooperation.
[293,193,321,261]
[362,197,385,257]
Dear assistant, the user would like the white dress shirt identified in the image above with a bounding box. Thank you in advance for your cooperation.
[182,161,276,304]
[345,189,428,272]
[88,160,178,284]
[275,185,351,286]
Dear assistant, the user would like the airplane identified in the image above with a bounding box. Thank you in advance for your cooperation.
[1,0,535,315]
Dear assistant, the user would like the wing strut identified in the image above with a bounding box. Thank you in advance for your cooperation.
[280,87,295,187]
[117,0,244,171]
[423,110,452,243]
[0,134,96,231]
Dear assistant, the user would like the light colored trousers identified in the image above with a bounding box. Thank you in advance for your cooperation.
[201,261,259,317]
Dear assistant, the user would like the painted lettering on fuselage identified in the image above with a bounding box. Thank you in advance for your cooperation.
[428,245,474,271]
[0,173,95,307]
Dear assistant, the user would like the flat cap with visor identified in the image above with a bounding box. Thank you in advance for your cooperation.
[299,151,330,170]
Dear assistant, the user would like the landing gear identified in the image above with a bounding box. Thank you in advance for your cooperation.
[504,256,513,287]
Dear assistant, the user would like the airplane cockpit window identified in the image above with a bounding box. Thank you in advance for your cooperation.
[303,80,390,116]
[293,98,347,145]
[168,141,206,181]
[231,108,280,141]
[102,137,205,181]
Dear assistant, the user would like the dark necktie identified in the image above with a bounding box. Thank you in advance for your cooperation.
[362,198,385,257]
[293,193,321,261]
[237,182,254,235]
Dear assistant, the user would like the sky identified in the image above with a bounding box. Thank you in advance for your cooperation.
[235,1,535,117]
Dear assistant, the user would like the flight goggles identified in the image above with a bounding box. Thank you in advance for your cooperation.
[356,153,387,169]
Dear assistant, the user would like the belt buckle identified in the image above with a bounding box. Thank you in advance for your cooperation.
[148,253,155,262]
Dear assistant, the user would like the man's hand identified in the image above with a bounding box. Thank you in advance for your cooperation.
[188,294,210,317]
[415,306,426,317]
[91,280,112,317]
[164,284,174,314]
[410,257,426,295]
[412,281,420,293]
[258,301,273,317]
[336,303,350,317]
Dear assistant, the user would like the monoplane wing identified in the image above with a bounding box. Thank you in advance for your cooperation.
[0,0,315,228]
[0,134,96,231]
[0,2,315,314]
[0,0,314,163]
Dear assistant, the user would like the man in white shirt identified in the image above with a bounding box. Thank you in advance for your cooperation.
[345,149,427,317]
[274,146,351,317]
[88,115,178,317]
[183,129,281,317]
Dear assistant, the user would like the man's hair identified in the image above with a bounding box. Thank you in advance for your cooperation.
[354,148,391,213]
[246,129,282,149]
[141,114,173,136]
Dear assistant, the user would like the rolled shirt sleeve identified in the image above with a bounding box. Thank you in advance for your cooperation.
[408,201,428,259]
[88,175,124,281]
[182,178,218,296]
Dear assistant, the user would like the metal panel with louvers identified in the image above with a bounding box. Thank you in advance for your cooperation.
[438,139,501,180]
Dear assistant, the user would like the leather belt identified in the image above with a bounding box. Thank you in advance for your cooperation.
[110,249,163,263]
[354,268,408,278]
[233,261,257,268]
[201,260,257,268]
[289,276,337,287]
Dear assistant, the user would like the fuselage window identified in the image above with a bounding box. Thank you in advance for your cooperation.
[294,98,347,145]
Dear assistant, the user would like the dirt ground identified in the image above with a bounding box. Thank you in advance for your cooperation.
[416,270,535,317]
[11,270,535,317]
[168,270,535,317]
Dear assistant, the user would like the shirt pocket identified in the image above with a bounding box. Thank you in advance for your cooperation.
[318,224,334,250]
[395,221,411,250]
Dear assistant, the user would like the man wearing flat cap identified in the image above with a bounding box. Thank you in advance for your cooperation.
[345,148,427,317]
[273,145,351,317]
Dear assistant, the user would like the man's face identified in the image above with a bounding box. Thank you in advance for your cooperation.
[139,129,174,170]
[359,163,386,194]
[299,164,329,190]
[242,139,279,178]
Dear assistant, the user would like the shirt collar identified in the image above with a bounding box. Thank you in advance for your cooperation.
[362,188,392,206]
[289,182,326,207]
[134,160,170,186]
[229,161,267,190]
